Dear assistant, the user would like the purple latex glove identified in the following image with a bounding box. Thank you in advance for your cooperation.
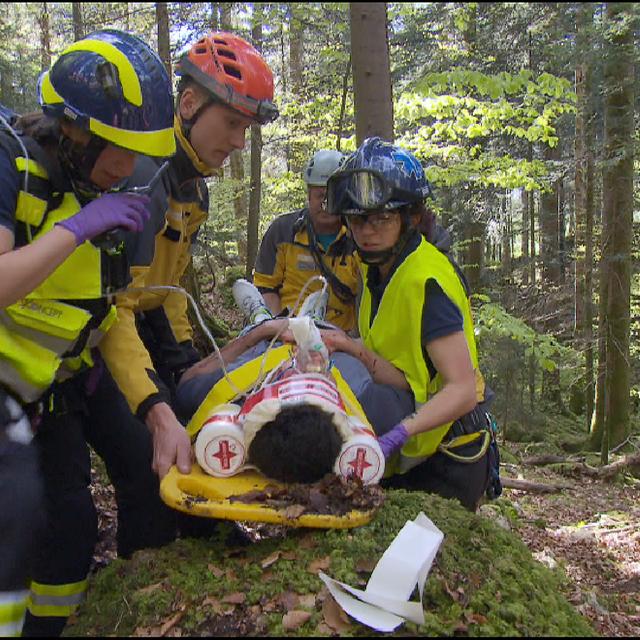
[57,192,151,245]
[377,422,410,459]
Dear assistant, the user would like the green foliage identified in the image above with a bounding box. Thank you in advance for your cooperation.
[475,299,577,374]
[65,491,595,637]
[473,298,583,438]
[396,69,575,191]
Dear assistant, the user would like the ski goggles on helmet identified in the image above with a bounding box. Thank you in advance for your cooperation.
[326,168,420,215]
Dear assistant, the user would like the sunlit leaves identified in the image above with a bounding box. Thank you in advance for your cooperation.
[395,68,575,190]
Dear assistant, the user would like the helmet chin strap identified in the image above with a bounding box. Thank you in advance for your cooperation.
[357,247,395,266]
[58,131,109,201]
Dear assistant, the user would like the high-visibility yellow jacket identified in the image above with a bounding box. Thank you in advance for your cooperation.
[98,117,209,418]
[254,210,361,331]
[358,235,485,474]
[0,128,116,404]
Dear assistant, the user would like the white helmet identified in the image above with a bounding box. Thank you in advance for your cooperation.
[303,149,345,186]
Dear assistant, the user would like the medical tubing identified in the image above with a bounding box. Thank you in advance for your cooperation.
[250,274,328,393]
[85,273,331,404]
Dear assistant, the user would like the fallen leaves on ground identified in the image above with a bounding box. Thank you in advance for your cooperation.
[228,473,385,517]
[498,443,640,637]
[278,591,300,612]
[322,593,352,633]
[221,592,246,605]
[261,550,282,569]
[282,610,312,631]
[133,607,185,637]
[308,556,331,573]
[135,581,164,597]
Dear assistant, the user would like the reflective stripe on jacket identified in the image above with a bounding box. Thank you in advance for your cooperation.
[0,133,115,403]
[0,590,29,637]
[359,237,484,472]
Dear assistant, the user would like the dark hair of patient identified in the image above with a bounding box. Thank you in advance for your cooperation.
[248,404,343,484]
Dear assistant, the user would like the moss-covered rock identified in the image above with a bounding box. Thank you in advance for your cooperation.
[65,490,596,637]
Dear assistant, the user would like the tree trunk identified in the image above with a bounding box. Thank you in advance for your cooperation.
[72,2,84,41]
[279,21,290,173]
[529,187,536,284]
[521,190,529,285]
[289,3,304,93]
[155,3,171,83]
[557,175,566,283]
[501,192,512,281]
[572,2,595,424]
[210,3,219,30]
[288,3,304,173]
[246,8,263,279]
[540,144,561,283]
[220,4,247,262]
[350,2,394,144]
[527,32,536,285]
[230,152,247,262]
[336,56,351,152]
[220,3,232,28]
[600,2,634,456]
[591,265,608,449]
[39,2,51,71]
[464,219,484,293]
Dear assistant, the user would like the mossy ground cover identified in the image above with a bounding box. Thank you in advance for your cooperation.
[65,490,595,637]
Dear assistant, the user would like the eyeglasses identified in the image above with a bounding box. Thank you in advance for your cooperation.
[345,211,398,231]
[326,168,418,215]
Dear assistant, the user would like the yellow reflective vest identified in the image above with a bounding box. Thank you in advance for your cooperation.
[358,236,485,474]
[0,132,116,403]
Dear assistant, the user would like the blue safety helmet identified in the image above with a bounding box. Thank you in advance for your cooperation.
[38,29,175,157]
[327,137,432,216]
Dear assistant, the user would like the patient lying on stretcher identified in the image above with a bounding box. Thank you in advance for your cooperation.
[176,285,415,486]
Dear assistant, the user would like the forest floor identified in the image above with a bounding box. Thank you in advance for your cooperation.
[87,285,640,636]
[88,444,640,637]
[493,450,640,637]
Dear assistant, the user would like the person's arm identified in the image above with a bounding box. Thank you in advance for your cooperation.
[179,318,289,383]
[160,182,209,349]
[98,159,191,480]
[376,330,477,459]
[402,331,477,437]
[0,148,73,306]
[318,328,410,390]
[0,145,149,307]
[0,225,75,307]
[254,214,287,314]
[262,291,282,316]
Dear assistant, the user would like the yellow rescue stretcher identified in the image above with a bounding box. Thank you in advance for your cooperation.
[160,464,377,529]
[159,345,380,529]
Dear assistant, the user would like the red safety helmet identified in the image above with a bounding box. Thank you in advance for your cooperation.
[175,32,278,125]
